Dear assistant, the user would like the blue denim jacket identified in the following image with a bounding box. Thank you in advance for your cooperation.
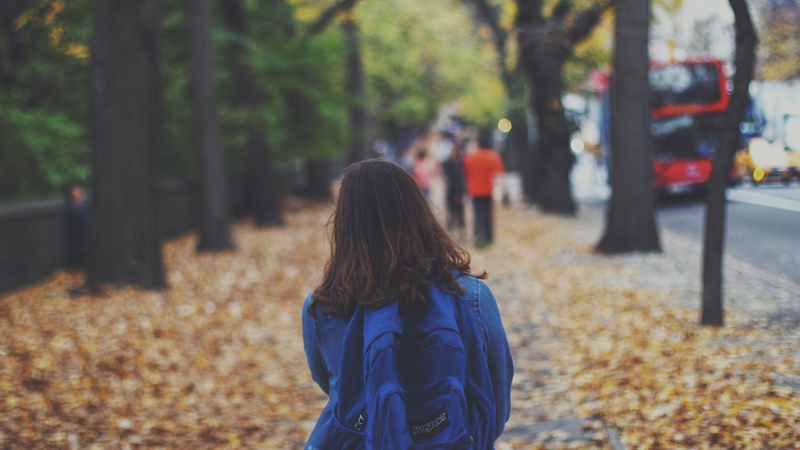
[301,274,514,450]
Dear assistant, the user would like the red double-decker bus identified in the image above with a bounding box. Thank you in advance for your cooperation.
[649,59,729,196]
[592,59,732,196]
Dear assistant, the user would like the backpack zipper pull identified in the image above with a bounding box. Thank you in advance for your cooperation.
[354,414,365,431]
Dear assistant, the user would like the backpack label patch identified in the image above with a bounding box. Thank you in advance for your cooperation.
[409,406,450,441]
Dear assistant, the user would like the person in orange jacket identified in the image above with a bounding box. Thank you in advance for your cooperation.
[463,133,504,247]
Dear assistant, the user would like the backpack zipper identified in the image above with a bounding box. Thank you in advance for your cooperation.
[374,387,402,445]
[354,414,365,431]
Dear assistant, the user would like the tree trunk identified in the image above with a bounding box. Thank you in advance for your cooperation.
[505,105,529,172]
[521,82,540,203]
[504,70,529,173]
[466,0,531,175]
[299,5,367,196]
[186,0,235,251]
[520,41,576,214]
[88,0,166,289]
[596,0,661,254]
[514,0,606,214]
[342,12,369,166]
[701,0,757,326]
[303,160,337,199]
[0,0,27,88]
[220,0,284,227]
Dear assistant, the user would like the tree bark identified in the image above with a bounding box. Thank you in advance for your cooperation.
[596,0,661,254]
[515,0,607,214]
[522,43,576,213]
[220,0,284,227]
[521,82,539,202]
[186,0,235,251]
[88,0,166,289]
[465,0,530,174]
[306,0,359,37]
[342,11,368,166]
[304,160,337,199]
[701,0,757,326]
[0,0,27,89]
[505,74,529,173]
[468,0,530,176]
[469,0,533,181]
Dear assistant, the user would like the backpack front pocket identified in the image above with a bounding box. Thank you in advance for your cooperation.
[371,377,469,450]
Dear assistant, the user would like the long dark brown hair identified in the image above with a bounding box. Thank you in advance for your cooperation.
[310,159,485,318]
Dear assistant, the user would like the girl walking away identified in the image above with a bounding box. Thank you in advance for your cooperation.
[302,159,513,450]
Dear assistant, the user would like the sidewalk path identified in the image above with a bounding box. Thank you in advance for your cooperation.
[469,204,621,449]
[474,201,800,449]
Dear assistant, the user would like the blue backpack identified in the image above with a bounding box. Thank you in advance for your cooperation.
[329,280,496,449]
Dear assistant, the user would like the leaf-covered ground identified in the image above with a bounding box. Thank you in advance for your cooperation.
[1,203,798,449]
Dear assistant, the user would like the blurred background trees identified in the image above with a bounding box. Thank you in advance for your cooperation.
[514,0,610,215]
[0,0,92,200]
[0,0,509,290]
[0,0,506,204]
[219,0,285,227]
[756,0,800,81]
[356,0,504,135]
[461,0,614,212]
[1,0,617,209]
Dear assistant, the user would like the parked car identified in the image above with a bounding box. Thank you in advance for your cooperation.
[734,137,800,184]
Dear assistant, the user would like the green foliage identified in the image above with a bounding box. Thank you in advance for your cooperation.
[160,0,346,176]
[0,0,92,201]
[0,94,89,200]
[161,0,198,179]
[755,2,800,81]
[0,0,350,201]
[216,2,349,167]
[251,27,349,163]
[563,10,613,93]
[1,0,512,201]
[358,0,505,132]
[550,1,614,93]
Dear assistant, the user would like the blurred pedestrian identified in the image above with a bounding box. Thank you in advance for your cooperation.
[63,183,90,269]
[442,145,466,239]
[463,132,504,247]
[412,149,435,199]
[301,159,513,449]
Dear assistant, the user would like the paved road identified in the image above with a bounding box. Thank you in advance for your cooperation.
[656,184,800,283]
[569,150,800,284]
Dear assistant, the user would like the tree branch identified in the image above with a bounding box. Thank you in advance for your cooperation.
[701,0,756,326]
[466,0,512,90]
[556,0,613,59]
[515,0,544,28]
[0,0,28,88]
[467,0,507,46]
[550,0,573,23]
[730,0,756,47]
[306,0,359,37]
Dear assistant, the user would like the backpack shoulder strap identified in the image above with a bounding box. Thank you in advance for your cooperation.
[334,307,367,429]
